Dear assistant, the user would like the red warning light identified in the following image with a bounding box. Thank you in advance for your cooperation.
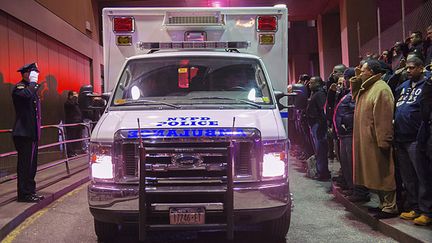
[257,16,277,32]
[113,17,134,32]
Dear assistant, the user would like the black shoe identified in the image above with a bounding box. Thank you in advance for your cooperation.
[335,177,346,185]
[347,194,370,203]
[367,207,382,213]
[17,195,41,203]
[373,211,398,219]
[341,190,354,196]
[336,182,350,190]
[32,194,45,200]
[312,174,331,181]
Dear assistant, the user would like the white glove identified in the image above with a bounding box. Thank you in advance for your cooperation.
[29,71,39,83]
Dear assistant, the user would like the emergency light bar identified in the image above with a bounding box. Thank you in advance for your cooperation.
[137,41,250,50]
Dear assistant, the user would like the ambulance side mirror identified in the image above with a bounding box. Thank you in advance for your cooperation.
[101,92,112,103]
[274,91,296,110]
[84,92,111,109]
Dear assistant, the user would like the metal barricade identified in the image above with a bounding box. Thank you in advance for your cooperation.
[0,122,94,184]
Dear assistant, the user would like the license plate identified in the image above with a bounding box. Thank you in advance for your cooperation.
[169,207,205,225]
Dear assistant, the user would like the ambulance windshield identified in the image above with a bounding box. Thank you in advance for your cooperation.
[111,56,274,108]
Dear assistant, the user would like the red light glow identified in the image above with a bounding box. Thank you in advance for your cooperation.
[257,16,278,31]
[113,17,134,32]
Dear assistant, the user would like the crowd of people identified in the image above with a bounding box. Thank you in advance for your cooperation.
[288,25,432,226]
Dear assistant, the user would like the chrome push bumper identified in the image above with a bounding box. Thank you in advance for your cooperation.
[88,181,291,225]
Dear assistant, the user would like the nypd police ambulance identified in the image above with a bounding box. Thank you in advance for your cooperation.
[89,6,291,241]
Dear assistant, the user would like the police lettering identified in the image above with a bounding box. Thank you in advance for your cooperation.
[157,117,218,127]
[128,128,247,138]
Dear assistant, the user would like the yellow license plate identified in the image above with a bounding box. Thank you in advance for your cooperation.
[169,208,205,225]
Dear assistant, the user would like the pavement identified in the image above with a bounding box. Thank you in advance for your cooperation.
[291,152,432,243]
[332,183,432,243]
[0,153,431,242]
[0,155,89,240]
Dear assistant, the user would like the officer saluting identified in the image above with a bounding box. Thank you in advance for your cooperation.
[12,63,44,203]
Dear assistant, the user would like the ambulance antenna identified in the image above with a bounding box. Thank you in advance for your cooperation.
[137,118,143,146]
[231,117,236,145]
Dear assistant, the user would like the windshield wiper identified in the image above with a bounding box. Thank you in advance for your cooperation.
[116,99,181,109]
[190,97,262,108]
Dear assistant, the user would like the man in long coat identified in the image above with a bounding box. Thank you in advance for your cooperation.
[351,59,398,219]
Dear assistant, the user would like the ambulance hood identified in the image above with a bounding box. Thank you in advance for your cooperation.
[91,109,285,142]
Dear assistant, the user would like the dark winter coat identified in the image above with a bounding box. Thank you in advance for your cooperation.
[306,88,326,126]
[333,93,355,138]
[64,98,83,124]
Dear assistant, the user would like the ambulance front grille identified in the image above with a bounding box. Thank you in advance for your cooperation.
[120,141,255,182]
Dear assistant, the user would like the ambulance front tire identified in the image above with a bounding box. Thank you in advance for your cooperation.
[94,219,119,242]
[263,209,291,240]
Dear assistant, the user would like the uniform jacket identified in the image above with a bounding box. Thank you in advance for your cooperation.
[352,74,396,191]
[394,77,426,143]
[12,80,41,141]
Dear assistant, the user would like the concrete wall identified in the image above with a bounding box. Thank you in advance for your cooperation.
[288,21,319,83]
[0,0,104,157]
[340,0,378,66]
[0,0,103,93]
[35,0,99,41]
[317,13,342,80]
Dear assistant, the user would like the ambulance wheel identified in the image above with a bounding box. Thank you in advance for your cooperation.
[263,209,291,240]
[94,219,118,242]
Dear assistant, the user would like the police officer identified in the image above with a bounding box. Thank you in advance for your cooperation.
[12,63,44,203]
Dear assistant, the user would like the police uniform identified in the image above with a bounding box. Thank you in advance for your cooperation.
[12,63,43,202]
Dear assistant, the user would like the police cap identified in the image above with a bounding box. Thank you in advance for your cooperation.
[17,63,39,74]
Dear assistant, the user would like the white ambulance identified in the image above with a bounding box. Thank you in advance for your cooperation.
[89,6,291,241]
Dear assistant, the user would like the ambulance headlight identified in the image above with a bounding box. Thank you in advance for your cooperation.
[89,143,114,182]
[262,140,288,180]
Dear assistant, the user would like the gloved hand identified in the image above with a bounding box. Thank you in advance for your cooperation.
[29,71,39,83]
[355,66,361,77]
[329,83,338,92]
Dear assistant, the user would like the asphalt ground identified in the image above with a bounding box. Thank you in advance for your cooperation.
[2,156,396,243]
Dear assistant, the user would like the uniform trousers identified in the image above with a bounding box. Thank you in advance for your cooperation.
[13,136,38,198]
